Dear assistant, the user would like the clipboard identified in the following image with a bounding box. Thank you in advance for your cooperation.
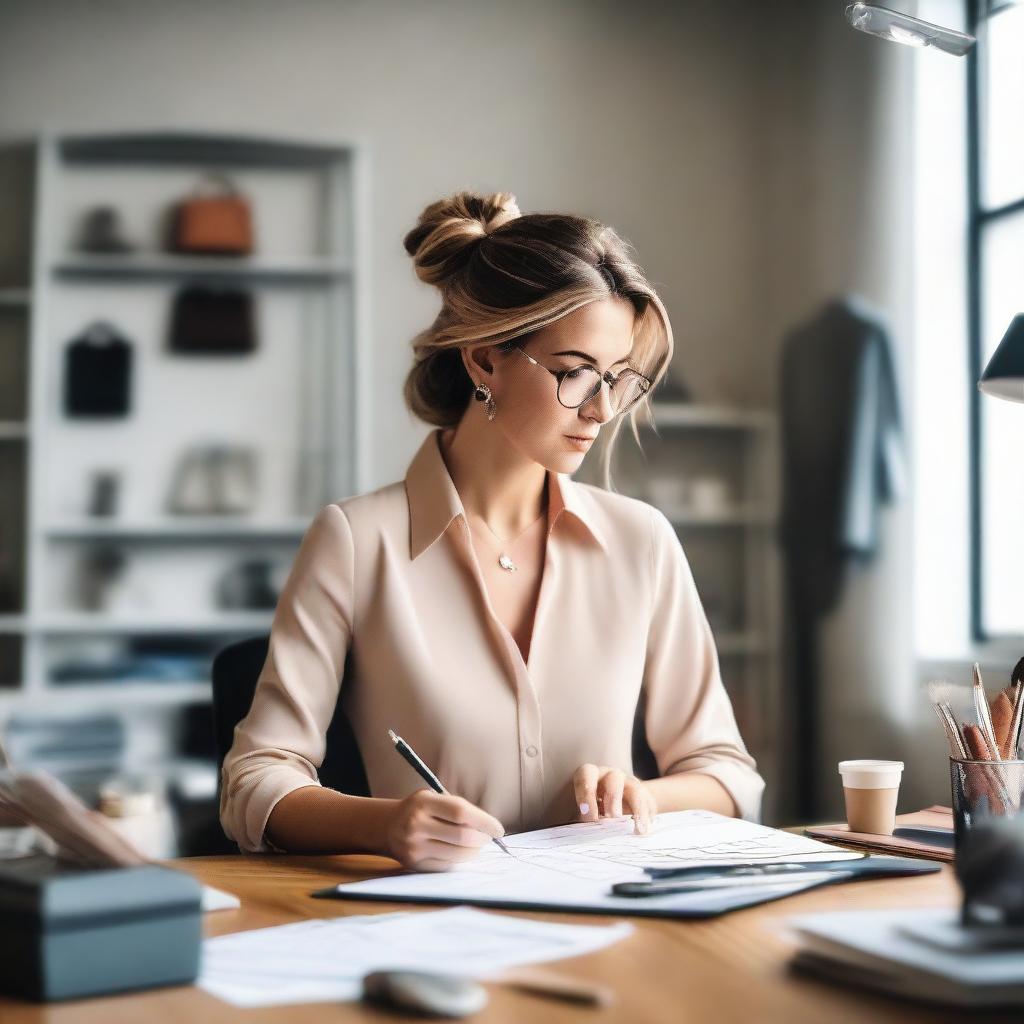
[313,870,845,919]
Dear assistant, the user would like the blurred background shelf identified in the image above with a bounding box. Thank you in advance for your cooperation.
[0,421,29,440]
[0,287,31,307]
[0,130,368,853]
[648,402,777,431]
[52,253,351,284]
[0,680,212,711]
[45,516,310,540]
[665,504,773,526]
[35,612,275,635]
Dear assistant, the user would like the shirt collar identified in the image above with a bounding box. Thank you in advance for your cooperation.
[405,429,607,560]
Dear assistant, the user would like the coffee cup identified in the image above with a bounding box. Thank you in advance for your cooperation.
[838,759,904,835]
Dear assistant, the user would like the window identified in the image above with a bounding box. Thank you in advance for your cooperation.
[969,0,1024,639]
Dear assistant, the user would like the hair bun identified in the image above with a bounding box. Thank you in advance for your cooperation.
[404,190,520,286]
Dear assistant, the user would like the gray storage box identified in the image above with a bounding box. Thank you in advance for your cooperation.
[0,855,202,1002]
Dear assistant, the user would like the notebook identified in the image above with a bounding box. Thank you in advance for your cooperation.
[789,907,1024,1007]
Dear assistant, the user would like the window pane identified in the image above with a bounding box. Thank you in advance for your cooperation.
[984,4,1024,207]
[979,210,1024,635]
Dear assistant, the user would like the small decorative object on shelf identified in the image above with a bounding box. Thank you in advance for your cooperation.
[166,445,258,517]
[86,470,121,518]
[62,321,133,418]
[216,559,280,611]
[76,205,134,254]
[650,369,691,402]
[167,173,254,256]
[168,286,256,355]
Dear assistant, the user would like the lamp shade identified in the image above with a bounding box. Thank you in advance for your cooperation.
[979,314,1024,403]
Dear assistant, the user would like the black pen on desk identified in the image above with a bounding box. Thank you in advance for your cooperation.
[387,729,511,856]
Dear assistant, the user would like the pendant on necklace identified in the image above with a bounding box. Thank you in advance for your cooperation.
[498,553,517,572]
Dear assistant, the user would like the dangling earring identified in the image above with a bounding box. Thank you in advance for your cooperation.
[473,382,497,422]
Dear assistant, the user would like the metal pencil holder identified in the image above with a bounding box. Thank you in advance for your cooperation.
[949,758,1024,846]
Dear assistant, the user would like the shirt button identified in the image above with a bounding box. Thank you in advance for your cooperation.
[525,745,538,758]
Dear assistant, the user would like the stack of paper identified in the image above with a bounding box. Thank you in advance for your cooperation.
[788,908,1024,1007]
[199,906,633,1007]
[323,810,864,918]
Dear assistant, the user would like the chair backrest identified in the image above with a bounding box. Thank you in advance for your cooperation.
[211,636,370,799]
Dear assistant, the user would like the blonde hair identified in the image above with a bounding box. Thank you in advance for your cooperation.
[403,190,674,486]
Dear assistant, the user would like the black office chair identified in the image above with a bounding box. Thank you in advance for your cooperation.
[211,636,371,800]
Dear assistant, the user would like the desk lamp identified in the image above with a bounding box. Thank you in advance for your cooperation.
[979,315,1024,403]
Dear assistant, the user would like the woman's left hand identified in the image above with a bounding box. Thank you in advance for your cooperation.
[572,764,657,835]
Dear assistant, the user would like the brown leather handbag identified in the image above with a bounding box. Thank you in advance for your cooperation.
[169,174,254,255]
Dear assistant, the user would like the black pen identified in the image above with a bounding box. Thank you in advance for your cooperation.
[643,856,868,880]
[612,870,848,898]
[387,729,511,856]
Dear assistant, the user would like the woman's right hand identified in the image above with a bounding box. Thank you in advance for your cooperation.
[385,789,506,872]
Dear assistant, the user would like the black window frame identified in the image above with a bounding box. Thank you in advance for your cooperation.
[967,0,1024,642]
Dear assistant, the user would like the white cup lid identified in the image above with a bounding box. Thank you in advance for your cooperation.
[838,759,904,789]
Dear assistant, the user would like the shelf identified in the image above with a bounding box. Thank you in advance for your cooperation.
[52,253,351,285]
[665,505,773,527]
[715,632,770,656]
[46,517,310,541]
[0,681,212,712]
[648,403,775,431]
[36,612,274,636]
[0,422,29,441]
[0,615,28,633]
[0,288,30,307]
[59,131,350,169]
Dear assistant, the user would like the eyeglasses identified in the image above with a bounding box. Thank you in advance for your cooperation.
[513,345,652,415]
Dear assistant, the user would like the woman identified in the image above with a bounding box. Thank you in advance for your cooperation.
[220,191,764,870]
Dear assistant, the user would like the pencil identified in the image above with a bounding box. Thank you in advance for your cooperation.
[973,663,1002,761]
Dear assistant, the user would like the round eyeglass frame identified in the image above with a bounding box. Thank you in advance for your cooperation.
[511,344,652,414]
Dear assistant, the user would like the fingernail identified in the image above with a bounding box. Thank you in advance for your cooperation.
[579,802,589,815]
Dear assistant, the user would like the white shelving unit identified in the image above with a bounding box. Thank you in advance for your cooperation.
[0,132,369,777]
[579,399,781,823]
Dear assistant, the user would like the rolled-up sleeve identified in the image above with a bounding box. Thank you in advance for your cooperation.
[642,506,765,822]
[219,503,355,852]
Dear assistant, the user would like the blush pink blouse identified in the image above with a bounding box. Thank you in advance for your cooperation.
[220,428,764,852]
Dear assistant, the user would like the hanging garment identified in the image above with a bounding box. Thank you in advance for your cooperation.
[63,321,133,418]
[778,295,905,816]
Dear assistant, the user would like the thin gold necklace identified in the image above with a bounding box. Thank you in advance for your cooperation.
[471,510,546,572]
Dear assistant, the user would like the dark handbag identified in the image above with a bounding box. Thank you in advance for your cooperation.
[63,321,133,417]
[168,287,256,355]
[169,173,253,255]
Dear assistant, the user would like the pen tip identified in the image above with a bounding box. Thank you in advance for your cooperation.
[387,729,398,744]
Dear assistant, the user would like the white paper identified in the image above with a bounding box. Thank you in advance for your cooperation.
[332,809,862,916]
[201,885,241,912]
[198,906,633,1007]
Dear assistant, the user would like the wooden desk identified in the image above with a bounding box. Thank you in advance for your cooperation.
[0,852,1015,1022]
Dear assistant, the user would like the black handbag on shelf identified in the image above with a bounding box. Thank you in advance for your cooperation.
[168,286,256,355]
[63,321,133,417]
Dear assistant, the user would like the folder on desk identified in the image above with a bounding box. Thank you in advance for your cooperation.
[315,810,871,919]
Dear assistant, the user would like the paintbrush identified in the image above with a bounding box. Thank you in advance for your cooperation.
[1006,678,1024,762]
[1009,658,1024,759]
[926,680,969,758]
[973,663,1002,761]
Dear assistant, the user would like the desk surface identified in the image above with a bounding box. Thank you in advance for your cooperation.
[0,851,1014,1023]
